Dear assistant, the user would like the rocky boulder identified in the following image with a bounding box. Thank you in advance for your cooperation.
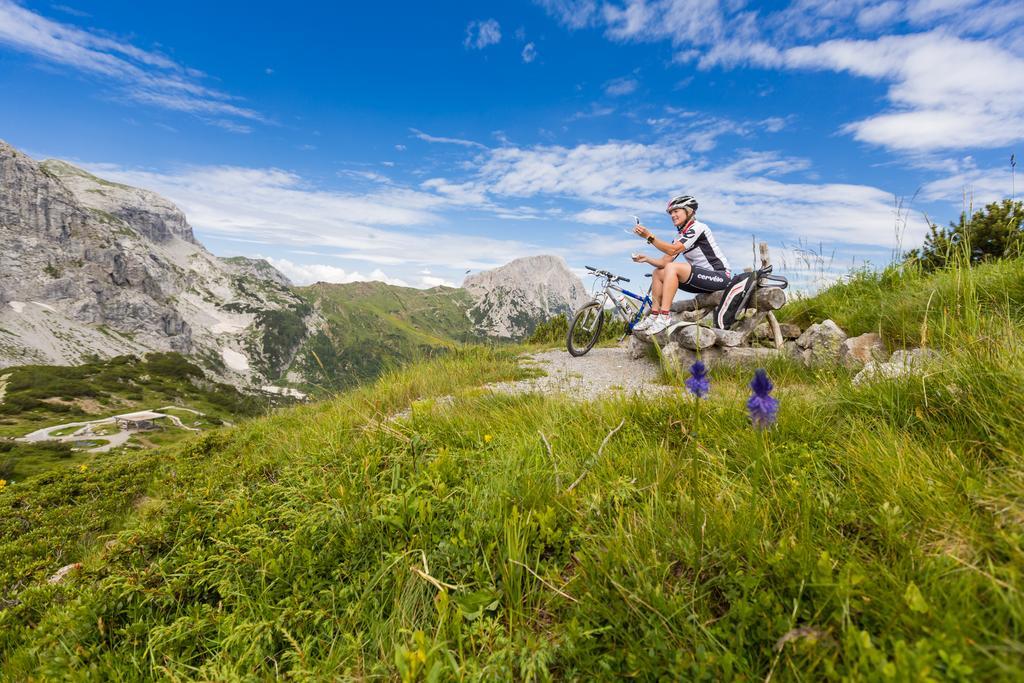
[796,319,847,364]
[754,321,801,340]
[853,348,940,385]
[839,332,887,369]
[673,324,717,351]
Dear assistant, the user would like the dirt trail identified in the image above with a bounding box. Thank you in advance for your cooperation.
[486,346,675,401]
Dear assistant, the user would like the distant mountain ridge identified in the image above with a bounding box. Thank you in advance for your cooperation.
[0,140,314,386]
[0,140,586,392]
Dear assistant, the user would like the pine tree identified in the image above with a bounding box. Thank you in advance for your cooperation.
[906,199,1023,270]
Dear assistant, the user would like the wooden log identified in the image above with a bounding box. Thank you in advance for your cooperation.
[759,241,771,269]
[754,287,786,311]
[671,285,783,315]
[670,290,723,313]
[767,311,784,350]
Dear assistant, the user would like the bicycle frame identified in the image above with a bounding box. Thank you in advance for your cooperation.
[584,275,654,340]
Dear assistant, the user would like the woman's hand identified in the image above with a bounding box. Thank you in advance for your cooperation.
[633,224,652,240]
[631,252,646,263]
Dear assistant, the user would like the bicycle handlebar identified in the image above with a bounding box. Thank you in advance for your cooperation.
[585,265,629,282]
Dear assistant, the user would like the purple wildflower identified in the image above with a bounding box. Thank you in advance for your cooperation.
[685,360,710,398]
[747,368,779,428]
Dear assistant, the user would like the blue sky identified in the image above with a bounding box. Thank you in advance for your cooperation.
[2,0,1022,290]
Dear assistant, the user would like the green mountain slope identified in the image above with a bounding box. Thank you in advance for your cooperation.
[2,258,1023,679]
[290,281,481,392]
[0,353,284,480]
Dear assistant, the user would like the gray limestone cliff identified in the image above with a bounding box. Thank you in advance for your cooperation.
[0,140,315,385]
[463,255,588,338]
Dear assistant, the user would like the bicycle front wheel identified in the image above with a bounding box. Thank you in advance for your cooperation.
[567,301,605,356]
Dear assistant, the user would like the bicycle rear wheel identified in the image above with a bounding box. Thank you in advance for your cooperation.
[567,301,605,356]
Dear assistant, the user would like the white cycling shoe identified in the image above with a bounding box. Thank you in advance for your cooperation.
[646,314,673,335]
[632,315,658,332]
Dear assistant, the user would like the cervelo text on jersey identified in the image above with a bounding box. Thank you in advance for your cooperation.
[673,220,731,273]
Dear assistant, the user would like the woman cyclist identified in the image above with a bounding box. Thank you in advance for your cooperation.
[631,194,731,335]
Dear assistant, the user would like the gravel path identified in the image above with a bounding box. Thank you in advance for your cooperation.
[18,405,205,453]
[487,346,676,401]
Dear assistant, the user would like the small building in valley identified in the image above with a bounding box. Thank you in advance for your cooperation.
[114,411,165,431]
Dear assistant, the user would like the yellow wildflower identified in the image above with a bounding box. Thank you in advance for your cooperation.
[78,464,88,473]
[0,479,7,490]
[483,434,493,443]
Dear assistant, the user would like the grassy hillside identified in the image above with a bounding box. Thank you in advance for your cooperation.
[1,258,1022,679]
[0,353,280,480]
[778,257,1024,348]
[292,281,480,392]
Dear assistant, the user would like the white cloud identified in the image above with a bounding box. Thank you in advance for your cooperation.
[0,1,263,127]
[535,0,598,29]
[265,258,410,287]
[857,1,902,29]
[919,157,1018,207]
[464,18,501,50]
[465,141,927,250]
[568,103,615,121]
[410,128,486,148]
[69,159,547,275]
[647,112,792,152]
[780,32,1024,151]
[540,1,1024,154]
[522,42,537,62]
[603,76,638,97]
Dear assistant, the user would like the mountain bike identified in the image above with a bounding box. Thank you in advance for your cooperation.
[567,266,653,356]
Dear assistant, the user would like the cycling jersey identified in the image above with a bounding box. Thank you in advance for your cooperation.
[672,219,730,274]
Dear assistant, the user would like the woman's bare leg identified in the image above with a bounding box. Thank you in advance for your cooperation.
[659,262,692,311]
[651,268,665,308]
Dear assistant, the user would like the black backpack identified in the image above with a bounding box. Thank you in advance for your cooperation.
[712,266,788,330]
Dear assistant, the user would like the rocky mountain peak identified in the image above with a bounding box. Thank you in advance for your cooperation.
[0,140,316,385]
[40,158,197,244]
[463,255,588,338]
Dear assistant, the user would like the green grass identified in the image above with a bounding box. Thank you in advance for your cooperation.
[1,258,1023,679]
[291,281,483,393]
[0,352,284,478]
[778,257,1024,348]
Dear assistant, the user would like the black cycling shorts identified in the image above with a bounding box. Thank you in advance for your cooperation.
[680,266,731,293]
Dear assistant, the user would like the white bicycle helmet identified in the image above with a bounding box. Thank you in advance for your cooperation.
[666,194,698,214]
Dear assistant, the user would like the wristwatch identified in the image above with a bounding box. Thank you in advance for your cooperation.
[646,235,655,244]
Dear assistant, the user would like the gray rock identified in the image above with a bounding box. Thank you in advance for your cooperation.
[852,347,941,385]
[676,309,706,323]
[662,342,723,369]
[661,341,696,369]
[626,334,648,360]
[672,323,718,350]
[752,320,799,342]
[839,332,887,369]
[714,328,746,347]
[796,319,847,363]
[780,323,802,339]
